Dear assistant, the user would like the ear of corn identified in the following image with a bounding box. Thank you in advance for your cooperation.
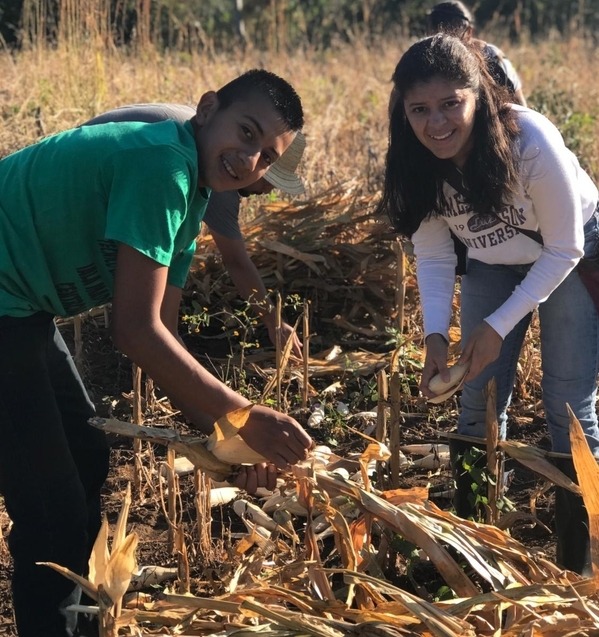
[427,363,468,403]
[207,434,268,465]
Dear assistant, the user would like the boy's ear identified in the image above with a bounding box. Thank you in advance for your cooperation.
[195,91,219,125]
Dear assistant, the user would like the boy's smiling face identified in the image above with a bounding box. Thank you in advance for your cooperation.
[194,91,296,192]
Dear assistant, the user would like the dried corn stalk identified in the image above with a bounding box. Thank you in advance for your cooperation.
[90,405,267,481]
[38,484,138,636]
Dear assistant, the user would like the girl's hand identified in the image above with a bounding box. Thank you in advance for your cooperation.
[420,333,450,398]
[460,322,503,382]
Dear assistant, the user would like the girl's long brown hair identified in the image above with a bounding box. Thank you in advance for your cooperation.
[377,34,520,236]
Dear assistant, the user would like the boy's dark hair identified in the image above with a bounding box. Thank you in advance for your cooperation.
[377,34,520,236]
[216,69,304,132]
[427,1,473,35]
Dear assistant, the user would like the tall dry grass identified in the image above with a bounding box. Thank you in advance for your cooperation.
[1,11,599,196]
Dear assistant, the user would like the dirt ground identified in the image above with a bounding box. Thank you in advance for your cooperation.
[0,307,562,635]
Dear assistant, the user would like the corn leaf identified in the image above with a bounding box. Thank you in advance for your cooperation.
[88,515,110,588]
[104,532,139,605]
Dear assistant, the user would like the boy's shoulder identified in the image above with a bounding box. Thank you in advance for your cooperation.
[73,118,196,155]
[84,103,195,126]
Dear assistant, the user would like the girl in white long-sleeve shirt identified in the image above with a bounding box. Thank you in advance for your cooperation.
[377,33,599,575]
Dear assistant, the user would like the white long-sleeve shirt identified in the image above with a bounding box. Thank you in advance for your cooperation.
[412,106,598,340]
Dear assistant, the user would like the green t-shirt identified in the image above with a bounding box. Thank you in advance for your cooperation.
[0,119,209,317]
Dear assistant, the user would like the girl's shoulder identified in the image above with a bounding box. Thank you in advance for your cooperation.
[511,105,565,157]
[511,105,560,137]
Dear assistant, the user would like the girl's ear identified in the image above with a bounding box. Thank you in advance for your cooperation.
[195,91,219,125]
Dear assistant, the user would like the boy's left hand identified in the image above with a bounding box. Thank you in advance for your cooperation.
[232,462,277,493]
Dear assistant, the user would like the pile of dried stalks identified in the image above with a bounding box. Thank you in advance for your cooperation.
[189,180,415,348]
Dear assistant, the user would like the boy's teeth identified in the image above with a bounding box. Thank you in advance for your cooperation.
[223,158,237,178]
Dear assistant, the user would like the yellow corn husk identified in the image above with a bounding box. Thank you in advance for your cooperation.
[88,515,110,589]
[208,433,268,465]
[568,404,599,579]
[94,408,313,472]
[90,416,234,479]
[104,532,139,604]
[206,405,268,465]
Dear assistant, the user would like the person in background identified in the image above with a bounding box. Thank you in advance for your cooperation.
[427,1,527,106]
[377,34,598,575]
[0,69,312,637]
[84,104,306,357]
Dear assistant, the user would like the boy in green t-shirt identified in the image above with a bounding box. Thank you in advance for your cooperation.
[0,69,312,637]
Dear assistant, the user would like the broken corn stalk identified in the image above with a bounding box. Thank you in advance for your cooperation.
[90,404,267,481]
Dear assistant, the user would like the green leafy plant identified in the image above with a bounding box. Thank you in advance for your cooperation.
[456,447,514,522]
[460,446,490,521]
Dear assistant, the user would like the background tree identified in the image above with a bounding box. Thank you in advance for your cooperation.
[3,0,599,52]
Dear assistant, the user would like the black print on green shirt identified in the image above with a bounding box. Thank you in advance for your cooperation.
[98,240,118,272]
[55,240,117,314]
[55,282,86,315]
[78,263,109,302]
[56,263,111,315]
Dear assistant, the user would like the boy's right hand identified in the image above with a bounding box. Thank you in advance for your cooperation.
[239,404,312,469]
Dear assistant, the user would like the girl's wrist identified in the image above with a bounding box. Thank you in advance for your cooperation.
[425,332,449,346]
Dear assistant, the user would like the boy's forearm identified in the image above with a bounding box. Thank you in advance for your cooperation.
[111,244,249,432]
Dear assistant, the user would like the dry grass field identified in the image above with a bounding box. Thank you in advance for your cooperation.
[1,32,598,193]
[1,20,599,636]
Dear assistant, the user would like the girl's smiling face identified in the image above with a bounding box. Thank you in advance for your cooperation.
[403,77,477,168]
